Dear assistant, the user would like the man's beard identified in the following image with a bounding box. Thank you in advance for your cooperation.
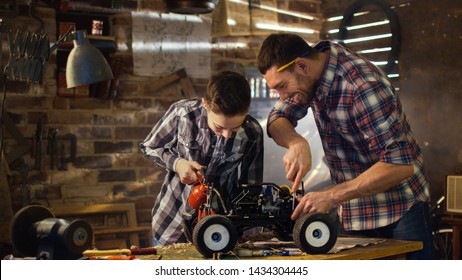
[295,72,316,104]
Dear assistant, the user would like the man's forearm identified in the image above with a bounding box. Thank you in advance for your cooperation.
[329,162,414,203]
[268,118,306,148]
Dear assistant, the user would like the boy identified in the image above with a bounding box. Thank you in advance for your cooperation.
[140,71,264,245]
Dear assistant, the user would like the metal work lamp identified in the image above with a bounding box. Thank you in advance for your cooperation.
[165,0,218,14]
[1,24,113,87]
[0,24,114,163]
[65,30,113,88]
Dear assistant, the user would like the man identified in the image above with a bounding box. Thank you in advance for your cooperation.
[140,71,263,246]
[257,33,433,259]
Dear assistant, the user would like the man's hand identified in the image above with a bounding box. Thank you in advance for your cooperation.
[175,159,204,185]
[267,118,312,192]
[291,190,336,220]
[283,138,312,193]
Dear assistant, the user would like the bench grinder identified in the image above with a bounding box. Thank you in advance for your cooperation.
[10,205,93,260]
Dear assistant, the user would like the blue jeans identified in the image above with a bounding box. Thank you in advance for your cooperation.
[152,236,161,247]
[337,202,434,259]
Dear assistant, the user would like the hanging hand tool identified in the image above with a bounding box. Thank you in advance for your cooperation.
[58,133,76,171]
[46,128,58,169]
[32,119,43,170]
[18,160,30,207]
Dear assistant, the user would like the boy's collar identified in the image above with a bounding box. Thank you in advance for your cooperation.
[199,103,209,129]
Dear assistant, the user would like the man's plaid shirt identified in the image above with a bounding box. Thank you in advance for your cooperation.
[268,41,430,231]
[140,99,263,245]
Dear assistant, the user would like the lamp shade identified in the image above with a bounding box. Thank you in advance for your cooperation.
[66,30,113,88]
[166,0,218,14]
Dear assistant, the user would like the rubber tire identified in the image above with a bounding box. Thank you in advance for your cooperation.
[293,213,338,254]
[192,214,237,258]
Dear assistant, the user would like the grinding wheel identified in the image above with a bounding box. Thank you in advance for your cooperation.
[10,205,93,259]
[10,205,55,257]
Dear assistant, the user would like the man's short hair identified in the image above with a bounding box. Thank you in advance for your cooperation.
[258,33,316,75]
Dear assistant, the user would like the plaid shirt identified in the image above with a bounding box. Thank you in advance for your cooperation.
[140,99,264,245]
[268,41,430,231]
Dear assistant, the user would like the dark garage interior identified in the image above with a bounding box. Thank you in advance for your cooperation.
[0,0,461,263]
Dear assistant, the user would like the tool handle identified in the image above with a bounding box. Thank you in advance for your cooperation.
[90,255,135,260]
[83,249,131,257]
[236,249,302,257]
[105,255,136,260]
[130,247,157,255]
[236,249,263,257]
[33,120,43,170]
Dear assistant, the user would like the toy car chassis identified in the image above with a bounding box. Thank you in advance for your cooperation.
[182,180,337,258]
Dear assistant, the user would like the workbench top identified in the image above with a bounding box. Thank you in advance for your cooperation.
[153,238,422,260]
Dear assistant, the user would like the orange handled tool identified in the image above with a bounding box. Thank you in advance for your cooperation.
[83,247,157,257]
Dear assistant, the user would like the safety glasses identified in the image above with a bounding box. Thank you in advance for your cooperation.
[276,51,311,72]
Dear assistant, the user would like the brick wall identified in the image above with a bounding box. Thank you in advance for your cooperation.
[1,7,176,227]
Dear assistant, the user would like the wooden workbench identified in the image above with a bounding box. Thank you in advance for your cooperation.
[154,238,422,260]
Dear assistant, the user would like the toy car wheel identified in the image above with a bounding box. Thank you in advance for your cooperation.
[192,214,237,258]
[293,212,337,254]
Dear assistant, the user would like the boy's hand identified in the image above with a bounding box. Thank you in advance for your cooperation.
[175,159,204,185]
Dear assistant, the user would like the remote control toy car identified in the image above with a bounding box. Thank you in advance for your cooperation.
[182,171,337,258]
